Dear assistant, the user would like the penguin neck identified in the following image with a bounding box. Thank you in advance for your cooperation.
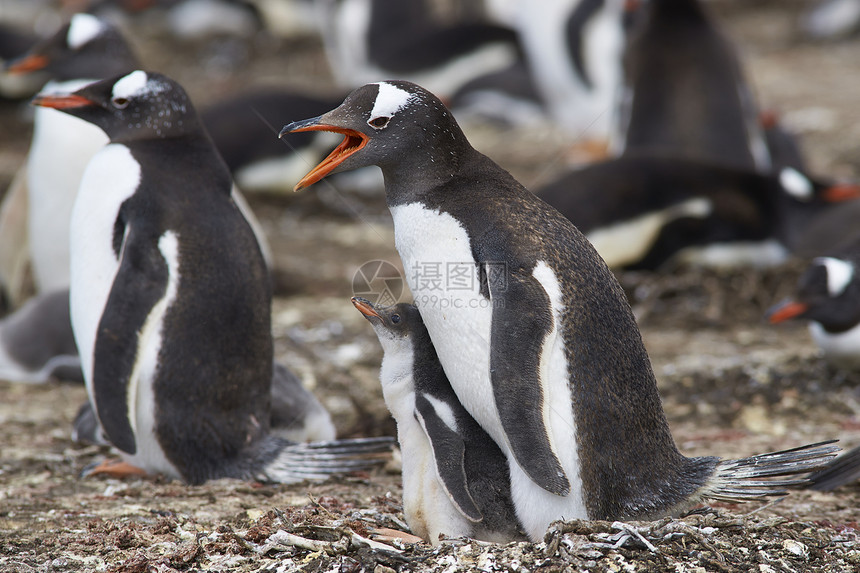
[380,130,477,206]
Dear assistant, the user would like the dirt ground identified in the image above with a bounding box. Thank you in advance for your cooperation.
[2,0,860,571]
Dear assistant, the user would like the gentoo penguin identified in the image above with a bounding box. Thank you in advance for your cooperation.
[352,297,527,544]
[808,443,860,491]
[6,13,272,290]
[767,246,860,370]
[613,0,771,172]
[512,0,628,140]
[7,13,141,294]
[534,154,860,270]
[281,80,838,539]
[316,0,522,99]
[33,71,391,484]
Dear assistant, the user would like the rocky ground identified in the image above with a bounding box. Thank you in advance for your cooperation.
[2,0,860,571]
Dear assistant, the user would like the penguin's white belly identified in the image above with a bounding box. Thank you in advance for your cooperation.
[391,203,587,540]
[70,144,179,478]
[810,322,860,369]
[28,79,108,293]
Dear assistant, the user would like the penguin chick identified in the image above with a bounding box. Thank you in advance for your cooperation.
[768,247,860,370]
[352,297,527,544]
[282,81,839,540]
[33,71,391,485]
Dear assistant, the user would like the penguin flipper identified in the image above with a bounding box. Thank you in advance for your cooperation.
[487,265,571,496]
[414,392,483,522]
[92,228,170,455]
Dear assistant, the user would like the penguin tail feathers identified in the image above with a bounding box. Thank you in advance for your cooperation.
[806,443,860,492]
[700,440,840,503]
[257,436,395,484]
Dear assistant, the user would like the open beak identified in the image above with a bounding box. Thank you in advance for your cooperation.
[6,53,49,74]
[280,116,369,191]
[766,300,809,324]
[822,183,860,203]
[31,93,94,109]
[351,297,381,321]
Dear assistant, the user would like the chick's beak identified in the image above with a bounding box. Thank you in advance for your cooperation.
[351,297,382,320]
[280,115,369,191]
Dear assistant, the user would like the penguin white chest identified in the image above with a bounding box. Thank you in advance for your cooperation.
[28,79,109,292]
[810,322,860,369]
[70,143,140,386]
[390,204,497,439]
[390,203,588,540]
[70,144,180,477]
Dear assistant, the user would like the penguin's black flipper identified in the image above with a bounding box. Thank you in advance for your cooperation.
[92,227,170,455]
[414,392,483,523]
[808,443,860,492]
[487,265,570,496]
[256,437,395,483]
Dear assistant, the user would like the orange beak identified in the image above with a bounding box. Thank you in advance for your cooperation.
[351,297,381,319]
[6,54,49,74]
[280,118,369,191]
[31,93,94,110]
[767,300,809,324]
[822,183,860,203]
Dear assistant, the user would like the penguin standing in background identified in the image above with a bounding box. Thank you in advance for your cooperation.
[513,0,629,141]
[0,12,274,384]
[352,297,527,544]
[768,244,860,370]
[282,80,838,540]
[613,0,771,171]
[7,13,140,294]
[317,0,521,99]
[534,154,860,270]
[33,71,391,484]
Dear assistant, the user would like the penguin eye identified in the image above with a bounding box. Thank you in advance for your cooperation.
[390,314,401,324]
[368,116,390,129]
[112,97,129,109]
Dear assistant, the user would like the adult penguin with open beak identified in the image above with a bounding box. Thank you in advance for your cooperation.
[281,80,838,540]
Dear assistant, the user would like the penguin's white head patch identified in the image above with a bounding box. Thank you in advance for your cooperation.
[368,82,416,129]
[779,167,813,201]
[112,71,150,101]
[816,256,855,297]
[68,13,106,50]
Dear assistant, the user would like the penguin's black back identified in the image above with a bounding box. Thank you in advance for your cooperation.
[536,155,782,269]
[121,135,273,484]
[394,147,718,519]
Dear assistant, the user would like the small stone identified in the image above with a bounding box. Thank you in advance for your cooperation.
[782,539,808,559]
